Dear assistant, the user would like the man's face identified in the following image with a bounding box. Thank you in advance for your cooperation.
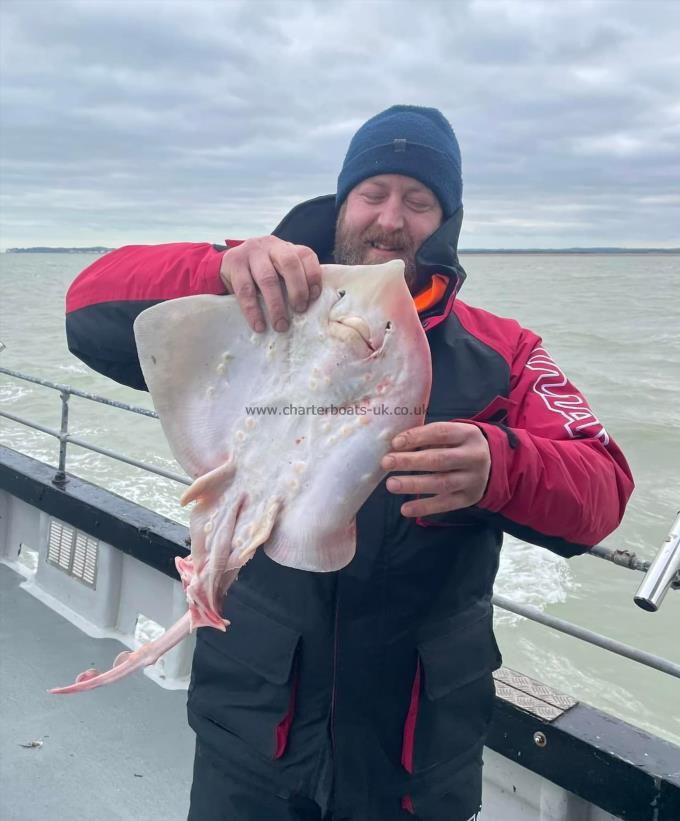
[334,174,443,291]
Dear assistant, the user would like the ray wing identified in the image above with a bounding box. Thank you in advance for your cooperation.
[133,295,266,478]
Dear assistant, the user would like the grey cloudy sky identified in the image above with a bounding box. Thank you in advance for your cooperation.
[1,0,679,249]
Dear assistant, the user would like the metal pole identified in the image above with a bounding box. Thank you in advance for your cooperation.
[64,434,191,485]
[54,390,70,485]
[493,594,680,679]
[0,366,157,417]
[0,410,61,438]
[634,511,680,612]
[586,544,651,573]
[0,409,190,485]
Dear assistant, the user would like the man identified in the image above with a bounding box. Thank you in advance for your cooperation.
[65,106,634,821]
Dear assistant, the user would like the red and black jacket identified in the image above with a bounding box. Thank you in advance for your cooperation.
[65,196,633,820]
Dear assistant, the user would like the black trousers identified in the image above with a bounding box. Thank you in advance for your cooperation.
[187,742,480,821]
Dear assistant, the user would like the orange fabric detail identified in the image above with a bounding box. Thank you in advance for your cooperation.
[413,274,449,314]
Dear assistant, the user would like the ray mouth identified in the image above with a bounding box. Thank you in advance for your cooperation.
[333,319,377,353]
[328,316,389,358]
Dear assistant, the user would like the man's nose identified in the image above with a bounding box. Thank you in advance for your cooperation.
[376,195,405,232]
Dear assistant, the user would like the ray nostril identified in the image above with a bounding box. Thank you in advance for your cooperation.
[338,290,346,298]
[385,321,392,330]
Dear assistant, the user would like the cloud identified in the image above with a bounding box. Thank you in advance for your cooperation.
[1,0,679,248]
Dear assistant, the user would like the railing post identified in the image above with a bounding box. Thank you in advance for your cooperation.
[634,510,680,612]
[54,389,70,485]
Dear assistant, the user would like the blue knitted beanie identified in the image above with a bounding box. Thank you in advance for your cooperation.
[336,105,462,218]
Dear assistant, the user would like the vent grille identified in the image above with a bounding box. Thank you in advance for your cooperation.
[46,519,98,588]
[47,521,75,570]
[72,532,98,586]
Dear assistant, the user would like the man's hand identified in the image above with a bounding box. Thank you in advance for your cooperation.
[381,422,491,517]
[220,236,323,333]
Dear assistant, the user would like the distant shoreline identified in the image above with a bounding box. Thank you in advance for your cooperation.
[460,248,680,255]
[4,247,114,254]
[3,246,679,255]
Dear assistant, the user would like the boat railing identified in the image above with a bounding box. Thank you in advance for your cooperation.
[0,365,191,486]
[2,365,679,682]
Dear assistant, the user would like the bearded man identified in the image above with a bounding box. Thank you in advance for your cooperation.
[66,105,633,821]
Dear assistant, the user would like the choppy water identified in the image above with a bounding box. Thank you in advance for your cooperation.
[1,251,679,745]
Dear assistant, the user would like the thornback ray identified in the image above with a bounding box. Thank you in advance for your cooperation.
[49,259,431,694]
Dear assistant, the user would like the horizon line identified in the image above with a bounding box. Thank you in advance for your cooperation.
[3,245,680,254]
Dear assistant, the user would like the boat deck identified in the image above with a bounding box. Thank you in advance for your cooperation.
[0,563,195,821]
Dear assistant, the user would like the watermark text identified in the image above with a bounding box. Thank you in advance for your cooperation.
[244,403,426,417]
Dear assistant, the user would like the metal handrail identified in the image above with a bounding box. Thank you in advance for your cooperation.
[492,595,680,680]
[0,366,158,417]
[0,366,190,485]
[1,365,679,681]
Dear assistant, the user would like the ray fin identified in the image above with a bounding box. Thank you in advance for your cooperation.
[134,295,268,478]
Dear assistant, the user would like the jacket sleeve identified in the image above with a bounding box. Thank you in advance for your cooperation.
[65,243,229,390]
[468,331,634,556]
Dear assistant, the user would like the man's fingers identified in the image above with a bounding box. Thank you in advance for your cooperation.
[229,262,267,333]
[391,422,469,451]
[251,257,290,332]
[295,245,323,301]
[269,245,310,313]
[386,472,466,496]
[382,447,462,473]
[400,492,470,518]
[220,237,322,333]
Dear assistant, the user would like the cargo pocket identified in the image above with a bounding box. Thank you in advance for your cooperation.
[188,596,301,760]
[402,607,501,778]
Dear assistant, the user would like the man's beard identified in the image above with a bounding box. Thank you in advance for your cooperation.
[333,209,420,290]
